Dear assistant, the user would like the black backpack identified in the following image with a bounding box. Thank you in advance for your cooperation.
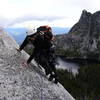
[37,25,53,41]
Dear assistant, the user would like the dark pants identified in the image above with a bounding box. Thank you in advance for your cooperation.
[35,53,52,75]
[48,53,58,79]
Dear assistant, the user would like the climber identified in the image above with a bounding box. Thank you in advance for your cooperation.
[16,25,58,84]
[16,26,53,65]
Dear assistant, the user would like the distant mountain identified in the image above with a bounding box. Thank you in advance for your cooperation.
[5,27,70,44]
[5,28,26,44]
[54,10,100,60]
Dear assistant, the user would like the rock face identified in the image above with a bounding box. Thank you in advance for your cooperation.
[0,29,75,100]
[55,10,100,60]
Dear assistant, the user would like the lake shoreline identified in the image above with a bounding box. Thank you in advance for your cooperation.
[57,55,100,66]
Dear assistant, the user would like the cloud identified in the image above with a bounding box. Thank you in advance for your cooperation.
[16,14,67,22]
[6,14,67,27]
[0,0,100,28]
[0,16,12,27]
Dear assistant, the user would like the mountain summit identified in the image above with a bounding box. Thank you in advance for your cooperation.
[0,29,75,100]
[55,10,100,60]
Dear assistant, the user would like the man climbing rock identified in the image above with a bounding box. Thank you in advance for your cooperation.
[16,25,58,84]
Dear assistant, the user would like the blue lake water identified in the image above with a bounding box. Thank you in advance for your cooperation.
[56,58,79,75]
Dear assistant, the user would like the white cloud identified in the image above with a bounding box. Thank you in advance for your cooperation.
[0,0,100,28]
[7,14,67,27]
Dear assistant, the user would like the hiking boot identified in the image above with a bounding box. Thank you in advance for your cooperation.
[45,70,51,76]
[48,74,54,81]
[45,72,49,76]
[54,78,58,84]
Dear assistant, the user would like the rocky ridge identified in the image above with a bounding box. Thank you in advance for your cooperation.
[0,29,75,100]
[55,10,100,60]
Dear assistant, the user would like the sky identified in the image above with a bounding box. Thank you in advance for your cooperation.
[0,0,99,29]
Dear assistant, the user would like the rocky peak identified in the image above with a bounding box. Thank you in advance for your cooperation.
[55,10,100,60]
[68,10,92,37]
[68,10,100,38]
[79,10,92,23]
[0,29,75,100]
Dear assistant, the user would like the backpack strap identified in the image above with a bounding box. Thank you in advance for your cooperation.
[37,26,54,41]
